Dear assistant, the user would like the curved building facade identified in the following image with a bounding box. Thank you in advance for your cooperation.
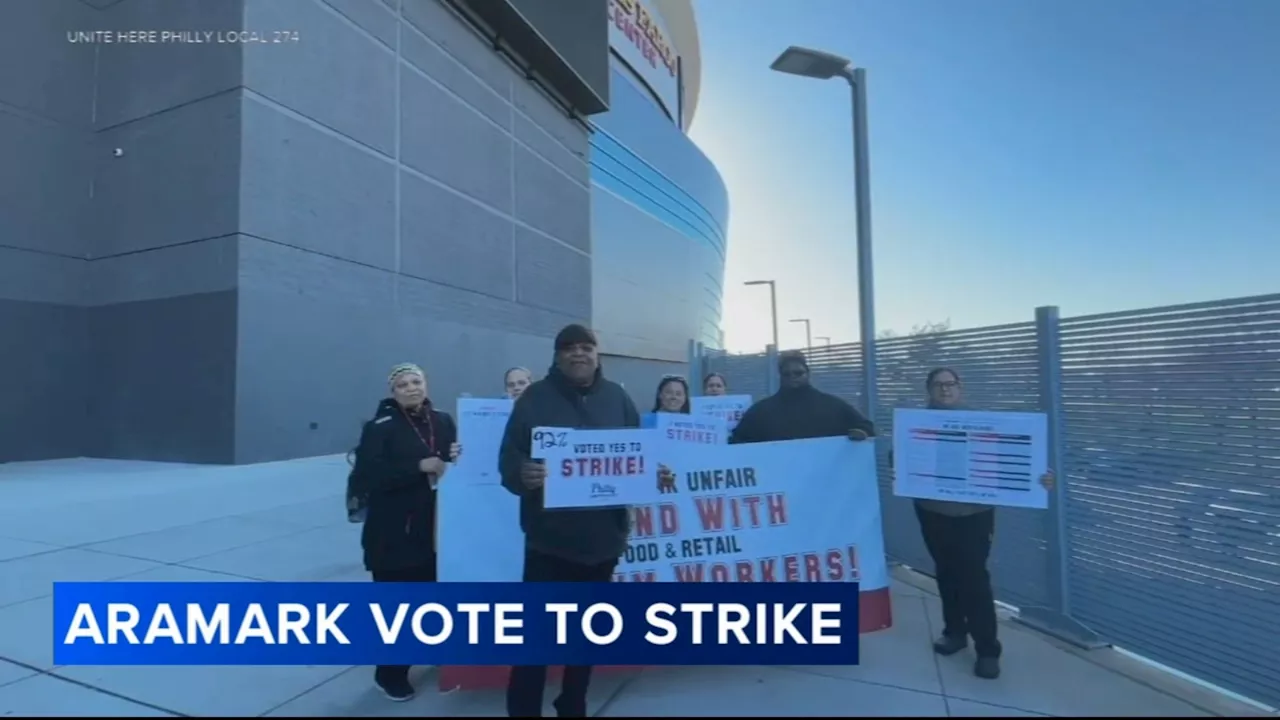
[591,0,729,363]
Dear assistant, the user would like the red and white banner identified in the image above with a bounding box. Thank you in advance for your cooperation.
[437,407,890,691]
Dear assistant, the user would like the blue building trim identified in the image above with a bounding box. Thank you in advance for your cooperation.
[588,128,727,262]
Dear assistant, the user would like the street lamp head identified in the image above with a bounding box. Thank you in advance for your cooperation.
[790,318,808,324]
[770,46,852,81]
[744,280,773,287]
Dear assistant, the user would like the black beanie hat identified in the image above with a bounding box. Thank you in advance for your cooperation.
[554,323,598,350]
[778,350,808,370]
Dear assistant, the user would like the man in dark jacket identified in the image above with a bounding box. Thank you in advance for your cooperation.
[730,350,876,444]
[499,324,668,718]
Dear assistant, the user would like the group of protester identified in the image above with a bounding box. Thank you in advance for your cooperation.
[347,323,1054,715]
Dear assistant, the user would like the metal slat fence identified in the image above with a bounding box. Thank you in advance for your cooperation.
[1058,295,1280,707]
[699,293,1280,709]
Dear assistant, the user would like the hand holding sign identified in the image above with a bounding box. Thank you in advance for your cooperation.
[521,460,547,489]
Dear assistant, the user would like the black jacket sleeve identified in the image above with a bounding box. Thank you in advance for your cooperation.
[840,398,876,437]
[354,419,425,494]
[499,392,535,497]
[621,391,641,429]
[436,411,459,459]
[728,402,764,444]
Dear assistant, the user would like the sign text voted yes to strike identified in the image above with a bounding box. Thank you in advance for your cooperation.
[559,440,648,478]
[63,601,845,646]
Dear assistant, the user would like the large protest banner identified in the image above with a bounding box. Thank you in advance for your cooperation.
[438,429,889,691]
[617,438,890,630]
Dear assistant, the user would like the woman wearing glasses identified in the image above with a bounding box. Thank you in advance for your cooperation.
[911,366,1054,681]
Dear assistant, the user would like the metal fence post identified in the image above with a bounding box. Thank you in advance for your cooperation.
[765,344,779,395]
[1015,306,1103,648]
[687,339,702,387]
[695,341,706,387]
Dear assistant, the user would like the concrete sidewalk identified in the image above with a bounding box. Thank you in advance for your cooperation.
[0,457,1271,717]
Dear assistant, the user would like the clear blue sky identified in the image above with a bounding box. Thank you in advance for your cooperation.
[688,0,1280,352]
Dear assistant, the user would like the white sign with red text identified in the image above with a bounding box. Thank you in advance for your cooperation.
[653,412,728,446]
[535,427,661,509]
[691,394,752,433]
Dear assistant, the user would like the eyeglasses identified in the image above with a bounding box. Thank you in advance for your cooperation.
[780,369,807,378]
[930,380,960,390]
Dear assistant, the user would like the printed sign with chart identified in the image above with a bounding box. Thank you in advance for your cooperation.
[532,427,660,509]
[453,398,514,485]
[892,408,1049,509]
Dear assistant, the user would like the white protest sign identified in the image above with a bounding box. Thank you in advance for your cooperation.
[653,412,728,446]
[691,394,752,432]
[892,408,1049,509]
[453,398,513,486]
[537,427,660,509]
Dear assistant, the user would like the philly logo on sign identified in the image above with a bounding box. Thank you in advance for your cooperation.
[590,482,618,499]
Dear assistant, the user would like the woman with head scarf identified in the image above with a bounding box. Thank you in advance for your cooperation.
[503,366,533,400]
[352,363,461,701]
[702,372,728,396]
[908,367,1054,681]
[652,375,691,414]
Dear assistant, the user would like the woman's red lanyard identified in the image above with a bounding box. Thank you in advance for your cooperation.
[401,406,437,455]
[400,405,438,536]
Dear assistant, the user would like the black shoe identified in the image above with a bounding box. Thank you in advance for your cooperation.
[552,698,587,718]
[376,676,415,702]
[932,634,968,656]
[974,656,1001,679]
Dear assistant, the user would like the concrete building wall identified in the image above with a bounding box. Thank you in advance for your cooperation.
[231,0,595,463]
[599,353,688,411]
[2,0,110,463]
[1,0,604,464]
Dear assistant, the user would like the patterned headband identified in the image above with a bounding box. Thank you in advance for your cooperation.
[387,363,425,388]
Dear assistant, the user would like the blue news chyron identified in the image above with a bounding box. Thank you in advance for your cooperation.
[53,581,861,667]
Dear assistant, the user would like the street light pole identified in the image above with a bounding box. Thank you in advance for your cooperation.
[790,318,812,350]
[848,67,879,420]
[744,280,779,351]
[769,46,879,418]
[816,336,831,346]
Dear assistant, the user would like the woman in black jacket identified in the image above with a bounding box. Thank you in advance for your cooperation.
[353,362,460,702]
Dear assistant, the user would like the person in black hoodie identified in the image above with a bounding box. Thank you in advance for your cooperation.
[499,324,674,718]
[353,362,460,702]
[730,350,876,444]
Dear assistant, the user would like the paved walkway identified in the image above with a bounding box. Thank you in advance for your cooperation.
[0,457,1271,717]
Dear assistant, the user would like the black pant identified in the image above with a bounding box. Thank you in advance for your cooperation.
[507,548,618,718]
[916,506,1001,658]
[370,561,437,686]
